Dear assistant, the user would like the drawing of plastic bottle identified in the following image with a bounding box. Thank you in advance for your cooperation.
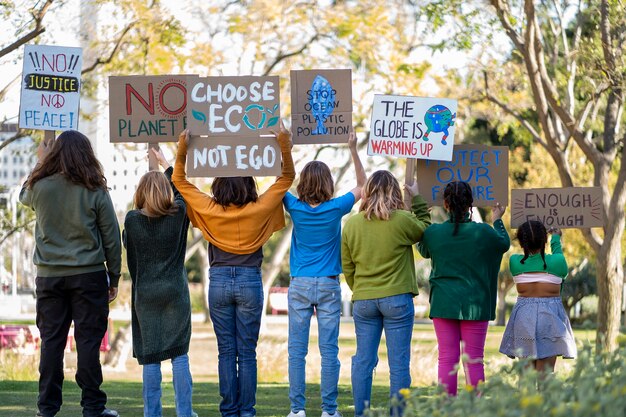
[310,75,335,135]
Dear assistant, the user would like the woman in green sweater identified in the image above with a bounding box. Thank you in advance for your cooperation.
[417,181,509,396]
[499,220,576,372]
[123,148,196,417]
[341,170,431,417]
[20,131,121,417]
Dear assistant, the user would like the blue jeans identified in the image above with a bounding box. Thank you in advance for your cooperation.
[351,294,414,417]
[143,354,194,417]
[209,266,264,417]
[288,276,341,414]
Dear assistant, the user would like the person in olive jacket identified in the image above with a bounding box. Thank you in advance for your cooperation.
[418,181,509,396]
[20,131,121,417]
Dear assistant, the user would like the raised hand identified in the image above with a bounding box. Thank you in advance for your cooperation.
[492,202,506,221]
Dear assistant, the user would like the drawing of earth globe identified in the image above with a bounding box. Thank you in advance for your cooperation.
[424,105,454,133]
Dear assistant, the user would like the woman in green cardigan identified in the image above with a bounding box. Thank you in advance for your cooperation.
[342,170,431,416]
[123,148,196,417]
[417,181,509,395]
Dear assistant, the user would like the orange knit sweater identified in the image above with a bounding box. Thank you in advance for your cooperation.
[172,133,295,255]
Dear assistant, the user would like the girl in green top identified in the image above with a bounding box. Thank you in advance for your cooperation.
[417,181,509,395]
[499,220,577,372]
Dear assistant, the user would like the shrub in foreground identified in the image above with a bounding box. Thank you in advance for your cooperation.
[378,345,626,417]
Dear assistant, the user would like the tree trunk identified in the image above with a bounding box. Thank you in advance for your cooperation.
[199,243,210,323]
[102,323,132,371]
[595,244,624,352]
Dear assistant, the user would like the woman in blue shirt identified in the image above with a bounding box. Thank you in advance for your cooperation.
[283,129,366,417]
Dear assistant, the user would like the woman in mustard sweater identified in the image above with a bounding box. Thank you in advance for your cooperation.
[341,170,431,417]
[499,220,576,372]
[417,181,509,396]
[172,124,294,417]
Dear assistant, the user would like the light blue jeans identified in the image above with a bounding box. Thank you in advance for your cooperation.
[142,353,194,417]
[288,276,341,414]
[209,266,264,417]
[351,293,414,417]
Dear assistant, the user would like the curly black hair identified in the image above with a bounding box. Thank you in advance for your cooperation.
[443,181,473,236]
[516,220,548,269]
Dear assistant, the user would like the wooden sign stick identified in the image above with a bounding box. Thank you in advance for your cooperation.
[404,158,416,210]
[43,130,55,147]
[148,143,159,171]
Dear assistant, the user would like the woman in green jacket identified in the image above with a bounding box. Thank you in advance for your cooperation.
[342,170,431,417]
[418,181,509,396]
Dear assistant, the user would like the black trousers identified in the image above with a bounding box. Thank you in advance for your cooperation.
[36,271,109,417]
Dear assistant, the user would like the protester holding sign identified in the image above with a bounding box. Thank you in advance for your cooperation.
[19,131,121,417]
[123,149,197,417]
[499,221,576,372]
[172,124,295,417]
[417,181,509,396]
[341,171,431,417]
[284,129,366,417]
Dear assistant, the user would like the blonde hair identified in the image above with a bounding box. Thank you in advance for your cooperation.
[297,161,334,205]
[134,171,178,217]
[359,170,404,220]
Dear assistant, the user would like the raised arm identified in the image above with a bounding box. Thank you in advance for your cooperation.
[348,128,366,202]
[171,129,215,209]
[402,182,432,243]
[258,119,295,202]
[490,202,510,253]
[150,147,182,203]
[547,230,568,278]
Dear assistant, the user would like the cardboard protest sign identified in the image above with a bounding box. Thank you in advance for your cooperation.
[186,135,281,177]
[109,75,194,143]
[19,44,83,131]
[368,94,458,161]
[511,187,603,228]
[290,69,352,144]
[416,144,509,207]
[187,76,280,136]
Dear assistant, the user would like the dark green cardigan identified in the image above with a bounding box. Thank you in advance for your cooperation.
[418,218,510,321]
[123,167,191,364]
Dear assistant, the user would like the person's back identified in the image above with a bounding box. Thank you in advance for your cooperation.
[284,131,365,417]
[20,130,121,417]
[420,219,509,320]
[124,153,196,417]
[417,181,508,396]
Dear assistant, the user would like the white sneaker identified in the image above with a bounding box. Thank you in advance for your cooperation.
[288,411,306,417]
[321,412,342,417]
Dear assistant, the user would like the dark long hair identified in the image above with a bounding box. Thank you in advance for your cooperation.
[212,177,258,207]
[25,130,107,191]
[516,220,548,269]
[443,181,473,236]
[297,161,334,205]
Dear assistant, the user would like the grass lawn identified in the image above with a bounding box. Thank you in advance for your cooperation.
[0,379,428,417]
[0,319,596,417]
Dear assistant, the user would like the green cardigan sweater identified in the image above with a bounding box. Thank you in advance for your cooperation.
[123,167,191,364]
[509,234,568,279]
[418,217,510,321]
[341,195,431,301]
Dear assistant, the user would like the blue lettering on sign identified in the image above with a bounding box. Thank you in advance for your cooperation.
[427,149,502,202]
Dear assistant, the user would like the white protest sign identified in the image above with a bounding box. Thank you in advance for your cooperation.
[19,44,83,131]
[368,94,457,161]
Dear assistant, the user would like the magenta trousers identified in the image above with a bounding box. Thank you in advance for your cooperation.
[432,318,489,395]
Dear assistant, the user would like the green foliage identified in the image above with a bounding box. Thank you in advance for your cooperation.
[370,345,626,417]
